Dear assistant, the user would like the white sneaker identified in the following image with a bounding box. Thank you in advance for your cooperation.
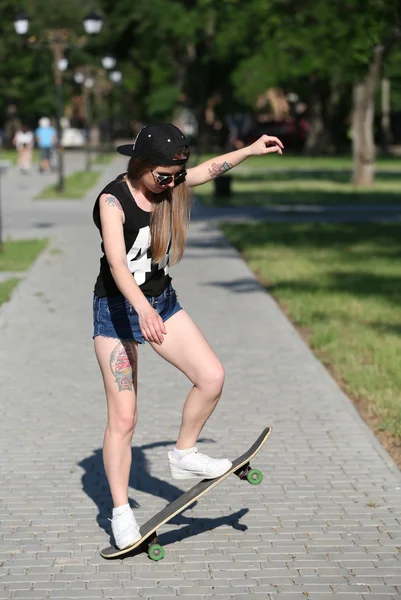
[110,508,141,550]
[168,448,232,480]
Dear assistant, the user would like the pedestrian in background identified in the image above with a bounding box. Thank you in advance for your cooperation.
[35,117,57,173]
[13,124,34,173]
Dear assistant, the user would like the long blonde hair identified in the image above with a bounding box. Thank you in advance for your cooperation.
[127,158,192,265]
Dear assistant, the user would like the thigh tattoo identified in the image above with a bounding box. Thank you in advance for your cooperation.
[109,340,137,392]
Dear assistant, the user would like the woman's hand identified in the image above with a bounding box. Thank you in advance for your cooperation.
[137,303,167,345]
[248,134,284,156]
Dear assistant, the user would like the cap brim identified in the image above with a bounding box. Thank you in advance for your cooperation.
[116,144,135,157]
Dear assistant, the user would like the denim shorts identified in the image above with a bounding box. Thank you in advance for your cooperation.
[93,283,182,344]
[40,147,52,161]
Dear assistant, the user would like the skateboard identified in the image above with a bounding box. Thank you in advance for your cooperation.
[100,426,271,560]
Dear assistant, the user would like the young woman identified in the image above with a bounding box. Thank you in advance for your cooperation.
[93,122,283,549]
[13,124,34,173]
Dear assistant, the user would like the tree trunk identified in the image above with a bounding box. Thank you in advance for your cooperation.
[303,77,331,155]
[304,94,326,155]
[381,77,391,154]
[352,45,385,186]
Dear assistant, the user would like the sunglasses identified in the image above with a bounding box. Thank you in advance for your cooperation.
[152,169,187,186]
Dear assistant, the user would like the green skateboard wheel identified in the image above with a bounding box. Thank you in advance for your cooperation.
[148,543,165,561]
[247,468,263,485]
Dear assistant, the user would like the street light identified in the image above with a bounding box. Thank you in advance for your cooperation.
[102,54,116,70]
[58,58,68,72]
[109,70,122,84]
[13,11,30,35]
[14,10,104,192]
[74,72,85,85]
[83,11,103,35]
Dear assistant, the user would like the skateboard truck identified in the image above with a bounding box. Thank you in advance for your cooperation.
[144,534,165,561]
[234,462,263,485]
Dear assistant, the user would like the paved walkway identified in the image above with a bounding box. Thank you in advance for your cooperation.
[1,151,98,240]
[0,158,400,599]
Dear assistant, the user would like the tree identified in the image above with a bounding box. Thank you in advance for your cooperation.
[97,0,250,148]
[220,0,401,183]
[1,0,104,131]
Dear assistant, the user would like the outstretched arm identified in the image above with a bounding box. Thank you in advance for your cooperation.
[185,134,284,188]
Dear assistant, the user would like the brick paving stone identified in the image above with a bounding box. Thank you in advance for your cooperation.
[362,597,398,600]
[363,585,399,594]
[48,592,101,598]
[8,594,44,600]
[267,595,312,600]
[308,596,362,600]
[0,157,400,599]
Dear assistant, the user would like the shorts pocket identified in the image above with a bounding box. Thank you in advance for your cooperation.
[164,286,176,299]
[93,294,101,322]
[107,298,130,315]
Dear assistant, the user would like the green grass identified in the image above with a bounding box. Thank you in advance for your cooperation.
[36,170,102,199]
[0,238,48,306]
[0,278,20,305]
[193,154,401,207]
[93,152,115,165]
[192,153,401,171]
[0,150,18,165]
[196,172,401,206]
[0,149,40,165]
[0,238,48,271]
[221,222,401,440]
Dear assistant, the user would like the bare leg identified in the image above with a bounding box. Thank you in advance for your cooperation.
[24,148,32,171]
[149,310,225,449]
[17,148,24,170]
[94,336,138,507]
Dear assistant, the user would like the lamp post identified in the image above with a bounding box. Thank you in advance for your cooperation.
[74,68,98,171]
[0,160,12,252]
[107,70,123,143]
[13,10,103,192]
[101,56,120,143]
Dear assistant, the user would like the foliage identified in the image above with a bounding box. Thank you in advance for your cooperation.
[0,0,98,126]
[227,0,401,106]
[1,0,400,147]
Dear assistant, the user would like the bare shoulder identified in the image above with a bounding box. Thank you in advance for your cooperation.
[99,193,125,226]
[100,193,124,211]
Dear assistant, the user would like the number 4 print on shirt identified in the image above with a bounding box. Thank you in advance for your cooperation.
[127,226,169,286]
[126,226,152,286]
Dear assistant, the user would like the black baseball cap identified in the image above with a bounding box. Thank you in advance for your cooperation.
[117,122,190,165]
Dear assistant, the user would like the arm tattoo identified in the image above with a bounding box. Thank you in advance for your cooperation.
[208,161,233,178]
[110,340,137,392]
[105,194,123,211]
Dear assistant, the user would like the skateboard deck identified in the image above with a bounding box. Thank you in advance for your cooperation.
[100,426,271,560]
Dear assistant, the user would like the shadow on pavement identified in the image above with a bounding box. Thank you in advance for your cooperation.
[78,439,249,550]
[205,277,264,294]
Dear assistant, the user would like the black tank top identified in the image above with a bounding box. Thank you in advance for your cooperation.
[93,173,171,297]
